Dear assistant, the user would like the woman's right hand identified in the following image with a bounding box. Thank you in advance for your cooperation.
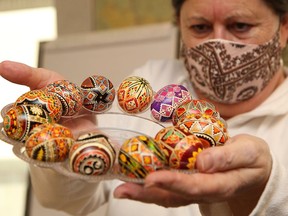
[0,60,64,90]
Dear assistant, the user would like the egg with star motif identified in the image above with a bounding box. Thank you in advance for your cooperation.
[117,76,153,114]
[80,75,115,113]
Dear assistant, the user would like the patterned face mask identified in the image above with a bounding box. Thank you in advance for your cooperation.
[182,32,282,104]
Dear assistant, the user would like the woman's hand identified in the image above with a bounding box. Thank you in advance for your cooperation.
[114,134,272,215]
[0,60,64,90]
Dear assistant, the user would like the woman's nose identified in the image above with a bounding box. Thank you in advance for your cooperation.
[210,25,229,40]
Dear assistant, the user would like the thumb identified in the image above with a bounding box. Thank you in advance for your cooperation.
[0,60,65,90]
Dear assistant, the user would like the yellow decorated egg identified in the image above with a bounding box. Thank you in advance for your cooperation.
[118,135,167,179]
[3,104,54,142]
[69,132,116,176]
[14,89,63,122]
[117,76,153,114]
[25,123,74,162]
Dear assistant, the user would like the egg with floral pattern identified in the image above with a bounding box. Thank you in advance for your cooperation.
[3,104,54,142]
[14,89,63,122]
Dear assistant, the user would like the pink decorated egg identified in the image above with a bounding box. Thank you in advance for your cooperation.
[117,76,153,114]
[118,135,167,179]
[81,75,115,113]
[177,113,228,148]
[172,99,220,126]
[14,89,63,122]
[3,104,54,142]
[69,132,116,176]
[45,80,83,116]
[25,123,74,162]
[150,84,192,122]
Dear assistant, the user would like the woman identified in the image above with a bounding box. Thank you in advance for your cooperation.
[1,0,288,215]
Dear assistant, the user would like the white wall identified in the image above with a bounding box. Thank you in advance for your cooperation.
[0,7,57,216]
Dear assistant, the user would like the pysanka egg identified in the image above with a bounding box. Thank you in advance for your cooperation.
[25,123,74,162]
[154,126,203,170]
[177,113,228,148]
[14,89,63,122]
[69,132,116,176]
[118,135,167,179]
[45,80,84,116]
[172,99,220,126]
[117,76,153,114]
[3,104,54,142]
[81,75,115,113]
[151,84,192,122]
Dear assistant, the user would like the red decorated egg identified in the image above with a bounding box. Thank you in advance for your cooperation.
[14,89,63,122]
[81,75,115,113]
[69,132,116,175]
[3,104,54,142]
[178,113,228,148]
[25,123,74,162]
[118,135,167,179]
[151,84,192,122]
[45,80,83,116]
[172,99,220,126]
[154,126,203,170]
[117,76,153,114]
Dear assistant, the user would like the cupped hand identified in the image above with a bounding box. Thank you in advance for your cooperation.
[114,134,272,215]
[0,60,64,90]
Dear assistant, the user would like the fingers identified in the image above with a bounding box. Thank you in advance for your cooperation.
[0,60,64,90]
[113,134,273,207]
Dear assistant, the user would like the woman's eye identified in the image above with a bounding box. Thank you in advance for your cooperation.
[190,24,212,34]
[229,23,252,32]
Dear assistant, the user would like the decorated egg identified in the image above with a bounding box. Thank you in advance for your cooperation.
[154,126,203,170]
[151,84,192,122]
[80,75,115,113]
[3,104,54,142]
[172,99,220,126]
[14,89,63,122]
[25,123,74,162]
[69,132,116,175]
[117,76,153,114]
[177,113,228,148]
[118,135,167,179]
[45,80,84,116]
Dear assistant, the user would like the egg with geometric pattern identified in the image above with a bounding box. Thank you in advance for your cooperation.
[25,123,74,162]
[80,75,115,113]
[118,135,167,179]
[45,80,84,117]
[117,76,153,114]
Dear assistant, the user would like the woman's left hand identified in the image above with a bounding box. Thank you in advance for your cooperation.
[114,134,272,215]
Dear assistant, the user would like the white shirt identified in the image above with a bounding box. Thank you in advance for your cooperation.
[30,59,288,216]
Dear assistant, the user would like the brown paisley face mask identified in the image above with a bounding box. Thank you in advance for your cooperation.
[182,32,282,104]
